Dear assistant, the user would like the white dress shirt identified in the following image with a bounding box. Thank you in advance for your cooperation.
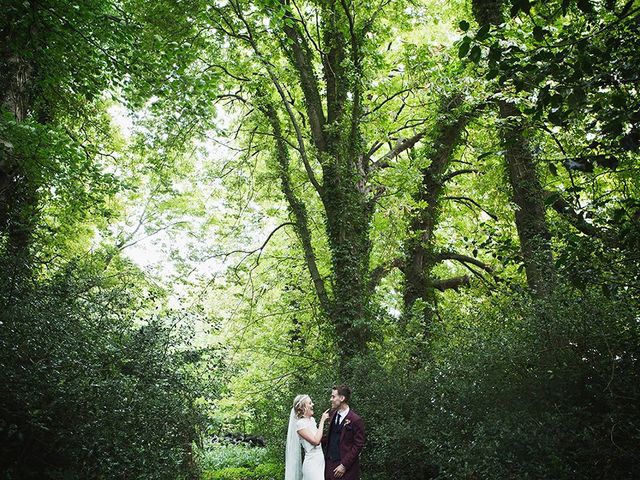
[335,407,350,425]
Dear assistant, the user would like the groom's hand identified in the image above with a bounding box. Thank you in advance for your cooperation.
[333,464,346,478]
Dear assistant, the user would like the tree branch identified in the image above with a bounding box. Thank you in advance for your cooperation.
[433,275,470,291]
[441,168,479,183]
[372,131,426,169]
[544,190,612,241]
[226,2,324,198]
[444,195,498,220]
[290,0,324,56]
[260,100,331,313]
[266,79,324,197]
[277,0,327,152]
[436,251,494,273]
[362,87,414,119]
[369,257,404,290]
[322,0,347,125]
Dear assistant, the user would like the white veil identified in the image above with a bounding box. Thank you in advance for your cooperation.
[284,408,302,480]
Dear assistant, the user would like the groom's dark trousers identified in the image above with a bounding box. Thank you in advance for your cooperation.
[322,410,365,480]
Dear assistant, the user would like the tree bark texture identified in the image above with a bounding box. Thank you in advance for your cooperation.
[472,0,556,297]
[403,94,475,327]
[1,16,39,258]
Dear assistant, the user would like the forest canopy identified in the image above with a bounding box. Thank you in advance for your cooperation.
[1,0,638,478]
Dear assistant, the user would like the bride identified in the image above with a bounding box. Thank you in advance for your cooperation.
[285,394,330,480]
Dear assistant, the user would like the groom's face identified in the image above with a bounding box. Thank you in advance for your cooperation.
[330,389,344,410]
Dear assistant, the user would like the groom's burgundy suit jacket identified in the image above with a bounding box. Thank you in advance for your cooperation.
[322,409,365,480]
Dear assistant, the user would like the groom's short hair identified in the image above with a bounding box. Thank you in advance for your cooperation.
[332,384,351,403]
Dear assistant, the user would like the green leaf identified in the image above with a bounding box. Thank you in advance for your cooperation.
[550,93,563,108]
[476,24,490,41]
[544,191,560,206]
[594,154,619,170]
[459,20,470,31]
[469,45,482,63]
[458,41,471,58]
[510,0,521,17]
[577,0,593,13]
[620,0,634,17]
[488,45,502,62]
[567,93,580,109]
[611,93,626,108]
[486,69,499,80]
[533,26,546,42]
[548,109,567,126]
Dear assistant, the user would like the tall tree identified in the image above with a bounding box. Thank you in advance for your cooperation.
[1,1,41,256]
[200,0,512,367]
[470,0,557,297]
[401,94,487,329]
[203,0,410,365]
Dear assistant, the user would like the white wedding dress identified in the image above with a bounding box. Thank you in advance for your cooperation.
[296,417,325,480]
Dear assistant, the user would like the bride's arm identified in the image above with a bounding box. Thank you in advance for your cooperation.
[298,411,330,445]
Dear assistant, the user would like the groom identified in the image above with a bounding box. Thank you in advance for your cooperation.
[322,385,365,480]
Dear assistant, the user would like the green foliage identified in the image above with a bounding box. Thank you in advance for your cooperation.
[201,463,283,480]
[346,285,640,479]
[252,463,284,479]
[0,254,209,479]
[458,0,640,166]
[200,444,269,471]
[2,0,639,479]
[202,467,253,480]
[0,108,122,254]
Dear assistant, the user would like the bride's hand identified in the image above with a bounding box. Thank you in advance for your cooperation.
[320,409,330,422]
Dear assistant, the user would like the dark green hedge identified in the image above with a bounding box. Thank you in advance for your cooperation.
[0,256,208,479]
[202,462,283,480]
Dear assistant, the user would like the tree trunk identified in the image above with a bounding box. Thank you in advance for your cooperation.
[1,26,38,258]
[472,0,556,297]
[499,100,555,297]
[271,0,373,369]
[323,158,373,360]
[260,94,372,369]
[403,94,471,327]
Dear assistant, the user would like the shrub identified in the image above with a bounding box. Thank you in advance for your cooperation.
[253,462,284,479]
[346,286,640,479]
[201,463,283,480]
[201,467,253,480]
[0,256,208,479]
[199,444,268,471]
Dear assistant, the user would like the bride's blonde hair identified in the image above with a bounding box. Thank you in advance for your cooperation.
[292,394,310,418]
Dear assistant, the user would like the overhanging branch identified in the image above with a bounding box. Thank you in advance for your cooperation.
[444,195,498,220]
[260,100,331,314]
[545,190,612,241]
[436,251,494,274]
[369,257,405,290]
[277,0,327,152]
[433,275,470,291]
[371,131,426,169]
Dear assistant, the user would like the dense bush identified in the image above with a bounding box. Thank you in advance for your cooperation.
[200,444,269,471]
[0,256,208,479]
[198,443,283,480]
[201,462,283,480]
[202,467,253,480]
[347,286,639,479]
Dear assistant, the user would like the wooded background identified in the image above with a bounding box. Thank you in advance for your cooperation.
[1,0,639,478]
